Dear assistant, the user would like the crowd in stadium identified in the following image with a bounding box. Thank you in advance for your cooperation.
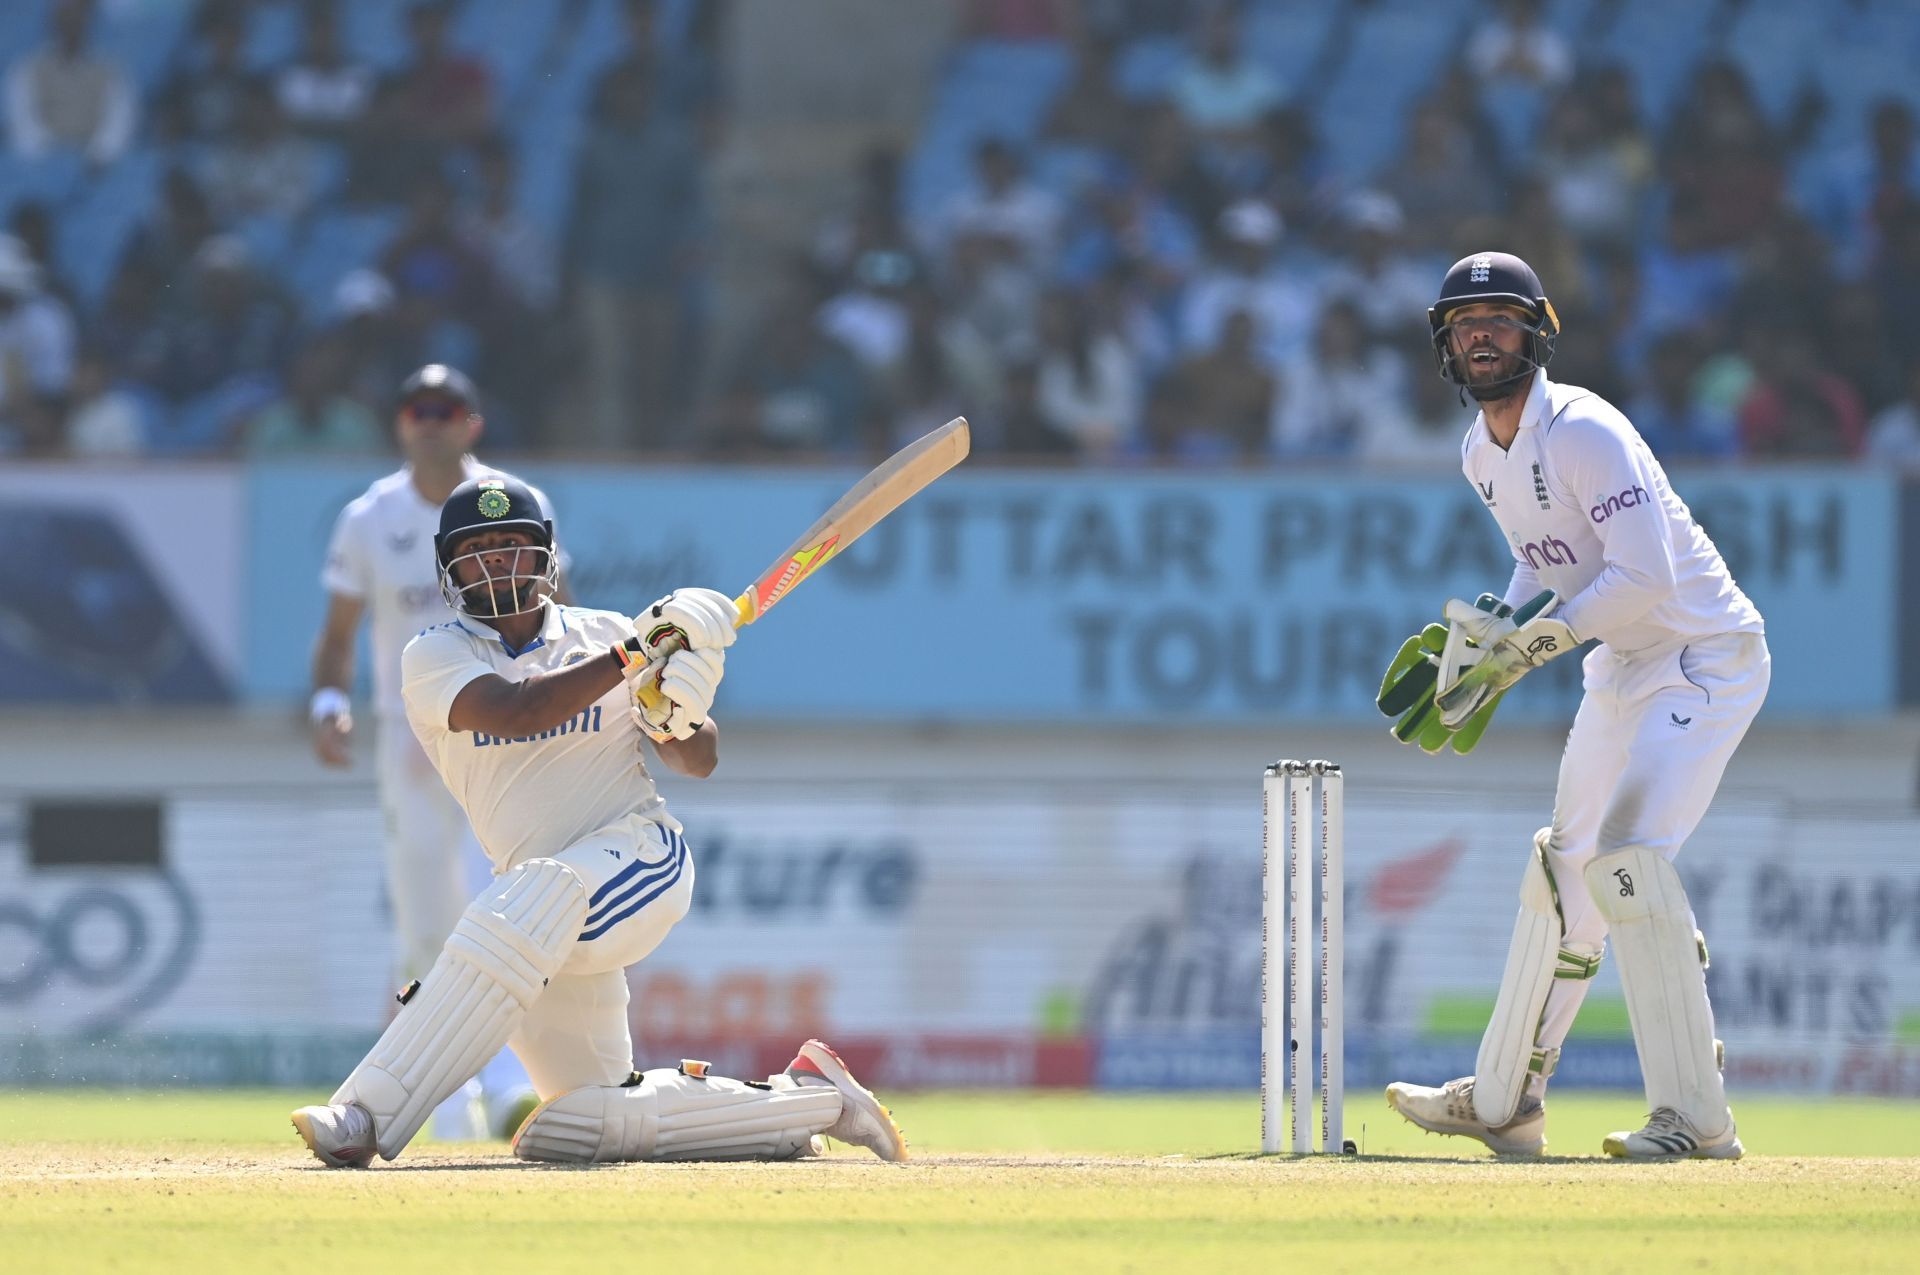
[3,0,1919,465]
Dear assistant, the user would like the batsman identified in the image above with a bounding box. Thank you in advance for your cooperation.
[1377,254,1767,1160]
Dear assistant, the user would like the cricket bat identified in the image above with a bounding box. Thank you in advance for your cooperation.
[634,416,970,714]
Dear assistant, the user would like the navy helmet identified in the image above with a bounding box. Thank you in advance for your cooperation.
[399,363,481,413]
[434,474,556,618]
[1427,252,1560,397]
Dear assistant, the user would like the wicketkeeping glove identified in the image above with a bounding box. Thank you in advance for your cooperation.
[1433,589,1577,730]
[1377,594,1516,755]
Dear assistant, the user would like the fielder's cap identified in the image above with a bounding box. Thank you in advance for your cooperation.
[399,363,480,410]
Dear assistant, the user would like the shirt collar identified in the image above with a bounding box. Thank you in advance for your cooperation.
[458,603,567,658]
[1471,371,1552,447]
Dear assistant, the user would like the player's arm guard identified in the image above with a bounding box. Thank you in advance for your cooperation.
[1376,595,1516,755]
[1434,589,1576,730]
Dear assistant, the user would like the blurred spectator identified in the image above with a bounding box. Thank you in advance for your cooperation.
[1663,61,1784,250]
[275,1,376,141]
[889,280,990,451]
[0,233,77,454]
[1046,26,1133,155]
[931,137,1062,272]
[1502,176,1590,314]
[1626,332,1739,460]
[1537,83,1653,250]
[245,335,383,457]
[198,82,324,223]
[566,61,704,450]
[458,137,557,312]
[1033,287,1140,457]
[998,356,1078,457]
[1125,102,1227,243]
[359,0,494,200]
[1179,198,1318,370]
[382,173,496,339]
[1273,299,1408,459]
[706,298,870,454]
[622,0,726,135]
[134,235,292,411]
[1166,5,1284,148]
[1823,282,1901,414]
[1056,172,1201,296]
[1383,111,1497,256]
[126,167,218,291]
[1313,193,1431,350]
[63,346,143,458]
[327,268,420,412]
[4,0,135,163]
[812,145,916,297]
[7,202,69,305]
[958,0,1075,40]
[1738,323,1865,458]
[157,2,256,144]
[1369,333,1475,467]
[1156,308,1275,461]
[818,249,915,380]
[1249,106,1335,242]
[1865,358,1920,465]
[1799,98,1919,275]
[1466,0,1571,91]
[1876,201,1920,366]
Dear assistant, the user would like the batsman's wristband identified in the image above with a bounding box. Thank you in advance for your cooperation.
[309,687,351,724]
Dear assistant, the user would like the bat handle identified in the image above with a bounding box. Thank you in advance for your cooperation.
[635,593,751,719]
[631,644,679,718]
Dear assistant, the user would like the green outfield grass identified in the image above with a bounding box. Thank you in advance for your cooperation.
[4,1090,1918,1274]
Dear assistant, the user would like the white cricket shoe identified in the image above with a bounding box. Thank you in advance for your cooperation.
[1385,1076,1546,1155]
[1603,1107,1742,1160]
[291,1101,377,1168]
[786,1039,909,1162]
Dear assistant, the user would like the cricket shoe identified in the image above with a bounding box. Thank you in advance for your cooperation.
[1602,1107,1742,1161]
[1385,1076,1546,1155]
[291,1101,377,1168]
[786,1039,909,1162]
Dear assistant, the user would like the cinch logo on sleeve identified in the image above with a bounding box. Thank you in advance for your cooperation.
[1517,535,1578,569]
[1590,485,1651,523]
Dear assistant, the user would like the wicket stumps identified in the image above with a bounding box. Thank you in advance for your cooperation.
[1260,760,1345,1155]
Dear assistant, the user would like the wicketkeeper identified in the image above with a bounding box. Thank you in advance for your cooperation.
[1377,253,1767,1160]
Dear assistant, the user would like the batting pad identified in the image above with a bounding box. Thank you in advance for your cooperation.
[334,859,588,1160]
[1585,846,1731,1134]
[513,1069,841,1163]
[1474,830,1601,1127]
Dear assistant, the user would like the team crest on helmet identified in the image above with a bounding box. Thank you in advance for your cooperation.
[1469,255,1493,283]
[476,480,511,519]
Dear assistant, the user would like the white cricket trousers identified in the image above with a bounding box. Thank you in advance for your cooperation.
[1528,630,1770,1094]
[507,816,697,1100]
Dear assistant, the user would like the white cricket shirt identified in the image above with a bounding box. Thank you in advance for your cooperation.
[321,462,556,720]
[1461,374,1764,653]
[400,603,672,871]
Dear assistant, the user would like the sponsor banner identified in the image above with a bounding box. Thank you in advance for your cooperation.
[245,463,1898,718]
[0,465,243,702]
[0,793,392,1037]
[7,781,1915,1096]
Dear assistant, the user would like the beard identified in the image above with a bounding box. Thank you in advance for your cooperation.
[1460,348,1531,401]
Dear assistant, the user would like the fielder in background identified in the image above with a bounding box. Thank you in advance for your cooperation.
[1381,253,1767,1160]
[307,364,547,1141]
[292,474,907,1167]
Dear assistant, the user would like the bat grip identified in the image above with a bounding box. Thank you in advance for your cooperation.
[630,642,680,718]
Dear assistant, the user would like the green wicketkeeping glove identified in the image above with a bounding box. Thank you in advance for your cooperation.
[1376,595,1511,755]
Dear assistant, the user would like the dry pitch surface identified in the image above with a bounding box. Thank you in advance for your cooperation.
[4,1091,1918,1273]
